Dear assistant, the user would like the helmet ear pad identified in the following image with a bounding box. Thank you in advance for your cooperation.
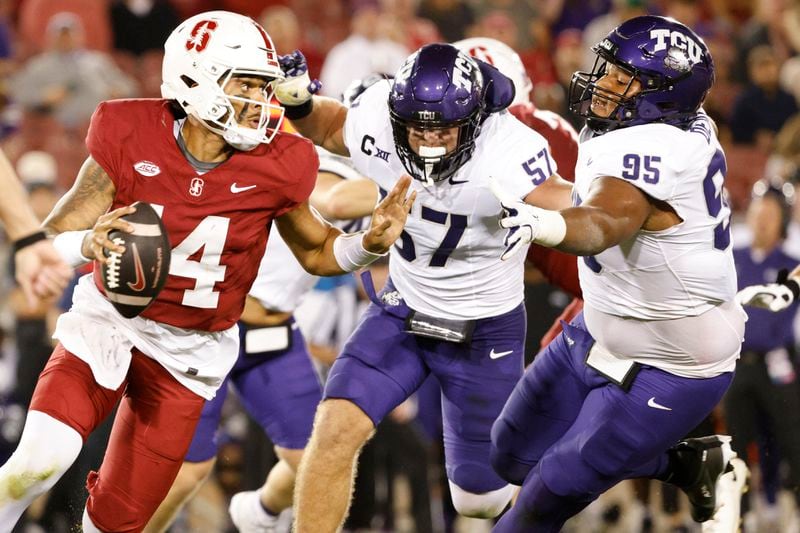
[476,60,516,113]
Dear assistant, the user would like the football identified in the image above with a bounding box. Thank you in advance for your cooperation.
[100,202,171,318]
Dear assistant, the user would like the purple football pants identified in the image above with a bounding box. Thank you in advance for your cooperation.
[491,312,734,532]
[185,319,322,462]
[324,286,526,494]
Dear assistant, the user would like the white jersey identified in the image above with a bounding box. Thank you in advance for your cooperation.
[344,80,556,320]
[55,275,238,399]
[574,113,745,377]
[250,147,367,312]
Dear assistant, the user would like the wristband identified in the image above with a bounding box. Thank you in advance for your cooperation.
[12,230,47,253]
[52,230,91,267]
[283,99,313,120]
[533,208,567,247]
[333,232,386,272]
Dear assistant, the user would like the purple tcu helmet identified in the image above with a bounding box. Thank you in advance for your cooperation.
[569,15,715,133]
[389,43,486,184]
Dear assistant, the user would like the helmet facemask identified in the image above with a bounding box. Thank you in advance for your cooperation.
[569,16,713,134]
[569,56,642,133]
[389,107,483,186]
[195,69,285,151]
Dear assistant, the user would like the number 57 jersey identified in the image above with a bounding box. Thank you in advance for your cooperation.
[345,81,556,320]
[574,113,737,320]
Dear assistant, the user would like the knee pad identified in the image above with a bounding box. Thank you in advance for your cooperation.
[490,419,534,486]
[448,481,515,518]
[86,471,151,533]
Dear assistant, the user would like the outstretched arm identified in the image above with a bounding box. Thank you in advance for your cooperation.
[275,50,349,156]
[277,175,416,275]
[493,175,652,259]
[555,177,651,255]
[289,97,349,156]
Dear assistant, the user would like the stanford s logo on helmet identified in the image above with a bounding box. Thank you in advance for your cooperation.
[568,15,715,133]
[185,20,217,52]
[389,44,487,185]
[161,10,285,151]
[454,37,533,107]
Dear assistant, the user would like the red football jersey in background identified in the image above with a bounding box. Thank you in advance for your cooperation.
[87,99,318,331]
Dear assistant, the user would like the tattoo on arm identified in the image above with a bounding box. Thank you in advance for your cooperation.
[43,157,116,234]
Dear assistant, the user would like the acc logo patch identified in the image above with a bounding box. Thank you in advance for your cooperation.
[134,160,161,177]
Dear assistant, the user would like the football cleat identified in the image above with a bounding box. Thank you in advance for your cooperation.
[701,456,749,533]
[668,435,736,523]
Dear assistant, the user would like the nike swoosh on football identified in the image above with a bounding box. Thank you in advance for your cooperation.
[127,242,146,292]
[489,349,514,359]
[230,183,257,193]
[647,397,672,411]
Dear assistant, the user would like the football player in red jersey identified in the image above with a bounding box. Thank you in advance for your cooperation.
[0,10,413,533]
[455,37,584,344]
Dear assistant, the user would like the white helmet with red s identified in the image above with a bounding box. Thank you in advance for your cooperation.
[161,10,285,150]
[454,37,532,106]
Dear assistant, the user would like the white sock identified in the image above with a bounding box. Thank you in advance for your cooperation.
[0,411,83,532]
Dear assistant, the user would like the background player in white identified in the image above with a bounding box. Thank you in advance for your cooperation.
[488,15,748,531]
[0,11,413,533]
[275,43,571,531]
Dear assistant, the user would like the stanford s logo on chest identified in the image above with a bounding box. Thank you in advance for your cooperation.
[189,177,204,197]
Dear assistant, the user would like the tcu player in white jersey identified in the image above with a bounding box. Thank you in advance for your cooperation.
[275,43,570,530]
[488,16,748,531]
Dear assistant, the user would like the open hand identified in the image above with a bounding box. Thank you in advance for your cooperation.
[363,175,416,254]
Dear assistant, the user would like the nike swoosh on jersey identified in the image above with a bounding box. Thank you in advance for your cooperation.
[647,397,672,411]
[230,183,257,193]
[489,348,514,359]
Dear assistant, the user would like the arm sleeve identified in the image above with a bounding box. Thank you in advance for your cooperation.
[493,115,559,200]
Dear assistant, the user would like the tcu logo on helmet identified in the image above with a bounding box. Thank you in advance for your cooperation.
[185,20,217,52]
[650,29,703,64]
[452,53,474,92]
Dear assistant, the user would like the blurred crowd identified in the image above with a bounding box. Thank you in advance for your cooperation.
[1,0,800,532]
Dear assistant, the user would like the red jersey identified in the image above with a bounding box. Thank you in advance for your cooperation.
[87,99,318,331]
[510,102,582,298]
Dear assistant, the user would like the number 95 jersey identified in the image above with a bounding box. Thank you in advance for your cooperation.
[574,112,737,319]
[345,81,556,320]
[87,99,318,331]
